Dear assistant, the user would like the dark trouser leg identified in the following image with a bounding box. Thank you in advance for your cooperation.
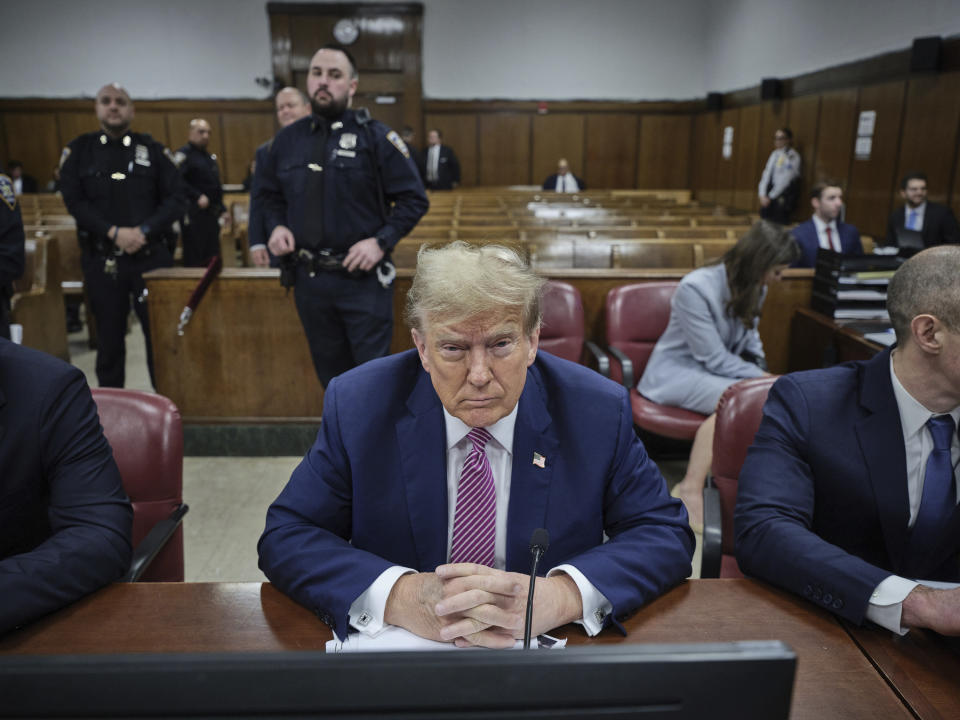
[182,212,220,267]
[81,254,129,387]
[130,247,173,390]
[760,201,791,225]
[293,269,354,388]
[336,273,393,366]
[0,296,10,340]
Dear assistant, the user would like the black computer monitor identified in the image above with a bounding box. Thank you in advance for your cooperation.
[2,641,795,719]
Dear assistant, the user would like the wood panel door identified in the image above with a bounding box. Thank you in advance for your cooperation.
[787,94,821,218]
[2,113,60,189]
[478,114,531,186]
[714,108,739,207]
[584,114,638,190]
[896,71,960,206]
[846,80,906,239]
[532,114,585,189]
[637,114,691,190]
[815,88,858,187]
[692,111,722,203]
[733,105,761,210]
[269,3,423,138]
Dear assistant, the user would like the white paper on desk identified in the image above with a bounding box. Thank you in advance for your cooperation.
[326,626,567,653]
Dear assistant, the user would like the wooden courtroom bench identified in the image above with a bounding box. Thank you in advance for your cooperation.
[10,234,69,361]
[144,267,812,422]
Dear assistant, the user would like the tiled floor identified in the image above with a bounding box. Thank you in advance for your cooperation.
[68,317,701,582]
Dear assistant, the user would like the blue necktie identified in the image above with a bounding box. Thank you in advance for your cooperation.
[911,415,957,551]
[907,210,919,231]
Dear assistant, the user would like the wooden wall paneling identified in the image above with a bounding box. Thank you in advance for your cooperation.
[2,113,61,189]
[131,112,170,149]
[754,101,790,212]
[691,111,722,203]
[895,71,960,206]
[732,105,761,211]
[56,111,98,150]
[813,88,858,187]
[713,108,739,207]
[846,81,906,239]
[532,114,585,189]
[637,114,691,190]
[220,112,276,184]
[786,94,821,215]
[583,114,638,190]
[478,114,531,186]
[424,113,477,187]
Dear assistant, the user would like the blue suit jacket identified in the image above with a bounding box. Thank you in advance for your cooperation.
[790,218,862,268]
[735,349,960,625]
[259,350,694,640]
[0,339,132,634]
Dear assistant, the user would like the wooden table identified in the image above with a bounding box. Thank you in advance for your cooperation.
[843,621,960,720]
[789,307,884,372]
[0,579,916,720]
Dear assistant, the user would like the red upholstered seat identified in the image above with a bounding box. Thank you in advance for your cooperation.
[539,280,586,364]
[605,282,707,440]
[701,376,778,578]
[92,389,187,582]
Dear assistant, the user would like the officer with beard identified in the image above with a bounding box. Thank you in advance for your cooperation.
[254,45,428,388]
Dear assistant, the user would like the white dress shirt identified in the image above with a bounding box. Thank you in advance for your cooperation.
[426,145,440,183]
[812,215,841,252]
[348,406,612,638]
[555,173,580,193]
[865,353,960,634]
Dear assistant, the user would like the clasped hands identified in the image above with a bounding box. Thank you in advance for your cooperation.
[384,563,582,649]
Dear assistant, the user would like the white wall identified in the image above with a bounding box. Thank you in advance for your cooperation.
[703,0,960,92]
[3,0,960,100]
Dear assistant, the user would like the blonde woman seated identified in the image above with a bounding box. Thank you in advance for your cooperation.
[637,221,800,530]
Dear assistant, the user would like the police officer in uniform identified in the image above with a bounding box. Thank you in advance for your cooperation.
[175,118,224,267]
[59,83,185,388]
[758,127,801,224]
[248,87,312,268]
[255,45,428,387]
[0,173,26,339]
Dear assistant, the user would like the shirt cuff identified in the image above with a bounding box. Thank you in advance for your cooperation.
[548,564,612,636]
[865,575,918,635]
[248,243,266,252]
[348,565,416,637]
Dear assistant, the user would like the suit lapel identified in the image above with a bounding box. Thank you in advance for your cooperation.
[505,364,559,571]
[855,350,913,572]
[396,368,448,571]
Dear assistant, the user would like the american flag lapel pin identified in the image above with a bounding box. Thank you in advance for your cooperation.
[532,452,546,468]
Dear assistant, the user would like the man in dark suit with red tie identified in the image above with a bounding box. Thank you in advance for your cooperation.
[790,181,862,267]
[885,172,960,251]
[737,245,960,637]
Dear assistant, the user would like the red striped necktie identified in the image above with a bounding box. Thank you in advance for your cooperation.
[449,427,497,567]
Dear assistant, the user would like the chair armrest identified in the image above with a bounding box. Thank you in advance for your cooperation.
[123,503,189,583]
[583,340,610,377]
[700,477,722,578]
[605,345,634,388]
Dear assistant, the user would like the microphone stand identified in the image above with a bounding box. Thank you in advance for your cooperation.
[523,528,550,650]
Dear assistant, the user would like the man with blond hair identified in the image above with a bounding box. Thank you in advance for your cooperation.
[738,245,960,636]
[260,241,693,646]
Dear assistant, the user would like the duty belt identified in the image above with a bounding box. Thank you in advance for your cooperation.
[294,248,349,276]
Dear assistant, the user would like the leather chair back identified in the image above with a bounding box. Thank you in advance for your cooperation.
[605,282,677,385]
[91,389,185,582]
[539,280,585,363]
[711,376,778,577]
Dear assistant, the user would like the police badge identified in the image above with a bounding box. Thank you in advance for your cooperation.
[135,144,151,167]
[339,133,357,150]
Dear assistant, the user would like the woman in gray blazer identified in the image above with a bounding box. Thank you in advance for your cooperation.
[638,221,800,529]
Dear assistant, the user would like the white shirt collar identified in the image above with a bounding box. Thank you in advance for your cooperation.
[890,351,960,439]
[443,403,518,454]
[812,214,837,233]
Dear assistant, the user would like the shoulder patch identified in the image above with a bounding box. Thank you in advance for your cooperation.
[386,130,410,159]
[0,174,16,210]
[59,146,72,169]
[168,149,186,167]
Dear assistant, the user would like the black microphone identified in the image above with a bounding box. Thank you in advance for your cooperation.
[523,528,550,649]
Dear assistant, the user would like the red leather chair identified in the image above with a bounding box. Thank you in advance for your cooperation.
[540,280,608,375]
[700,376,778,578]
[604,282,707,439]
[91,389,188,582]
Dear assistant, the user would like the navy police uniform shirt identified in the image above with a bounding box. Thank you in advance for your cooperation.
[255,109,428,254]
[175,143,224,214]
[59,131,185,246]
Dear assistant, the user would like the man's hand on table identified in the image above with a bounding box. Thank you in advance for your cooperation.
[902,585,960,635]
